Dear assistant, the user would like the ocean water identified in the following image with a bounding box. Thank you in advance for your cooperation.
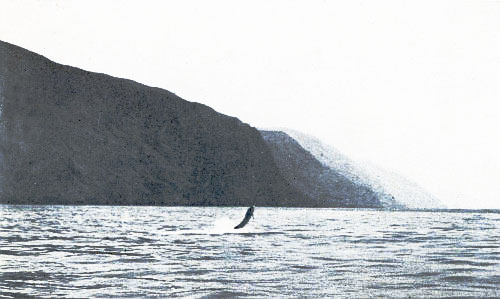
[0,206,498,298]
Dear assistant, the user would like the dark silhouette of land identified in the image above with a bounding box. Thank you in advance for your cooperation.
[0,40,305,206]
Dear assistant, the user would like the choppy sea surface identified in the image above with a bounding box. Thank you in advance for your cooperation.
[0,206,499,298]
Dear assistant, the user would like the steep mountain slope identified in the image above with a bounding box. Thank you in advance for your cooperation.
[260,130,390,208]
[261,129,444,209]
[0,40,305,206]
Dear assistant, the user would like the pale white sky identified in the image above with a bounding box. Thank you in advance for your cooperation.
[1,0,499,209]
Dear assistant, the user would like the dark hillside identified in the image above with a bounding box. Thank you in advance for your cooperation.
[0,40,304,206]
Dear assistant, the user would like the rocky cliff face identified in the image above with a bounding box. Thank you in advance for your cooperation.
[261,129,444,209]
[0,40,305,206]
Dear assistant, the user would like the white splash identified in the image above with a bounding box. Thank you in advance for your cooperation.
[160,216,253,236]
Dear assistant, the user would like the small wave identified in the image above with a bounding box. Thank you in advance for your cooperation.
[310,256,353,263]
[349,238,390,244]
[365,263,400,269]
[406,235,443,243]
[429,258,497,267]
[290,264,317,270]
[190,255,223,261]
[0,249,39,256]
[394,271,442,278]
[166,270,212,277]
[441,275,474,283]
[430,225,467,231]
[462,244,499,249]
[200,290,251,298]
[113,256,158,263]
[172,239,195,245]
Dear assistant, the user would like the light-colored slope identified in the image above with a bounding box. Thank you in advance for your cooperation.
[357,162,446,209]
[278,129,444,209]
